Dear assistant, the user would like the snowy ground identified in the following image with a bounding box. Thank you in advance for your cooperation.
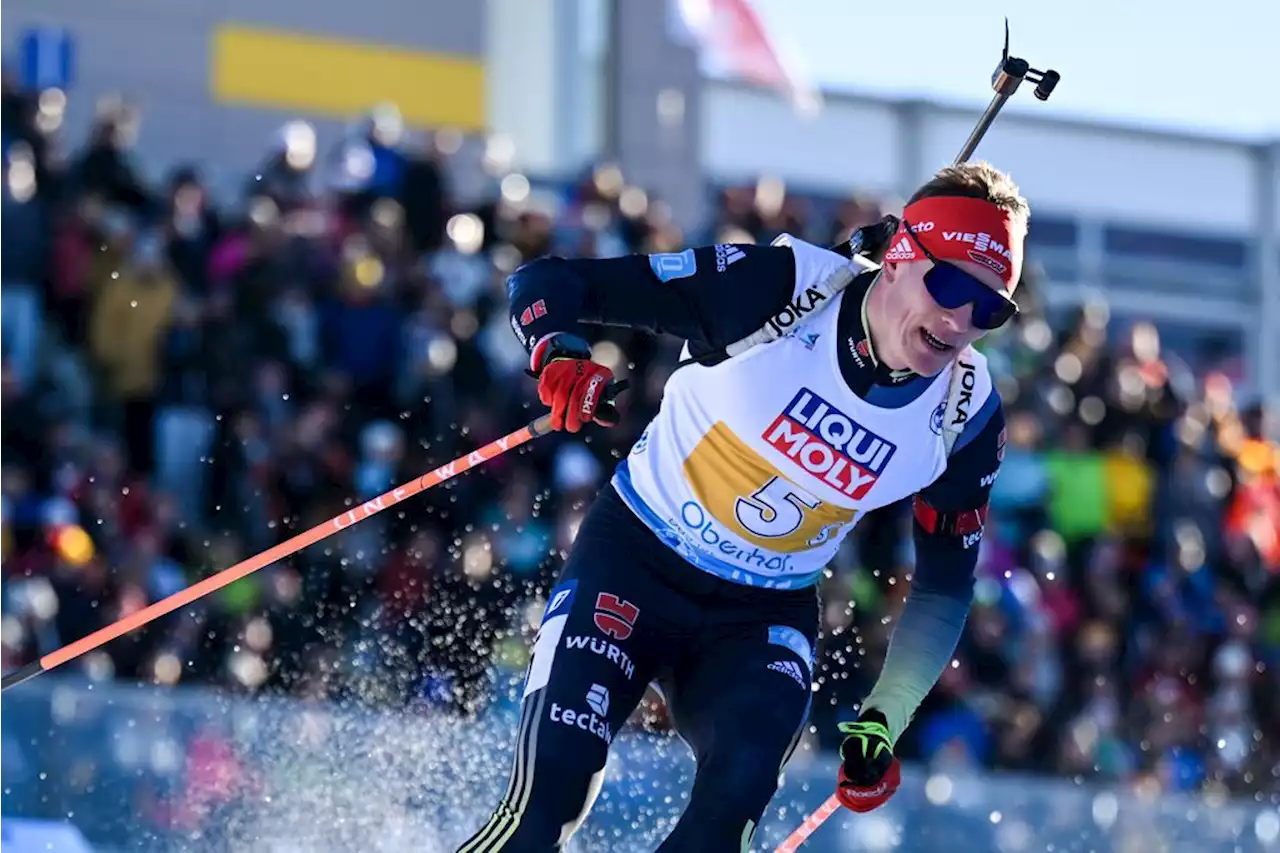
[4,680,1277,852]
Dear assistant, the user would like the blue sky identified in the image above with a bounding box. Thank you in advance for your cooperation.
[742,0,1280,141]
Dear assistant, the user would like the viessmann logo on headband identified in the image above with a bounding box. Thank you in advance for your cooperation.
[941,230,1014,275]
[884,196,1020,287]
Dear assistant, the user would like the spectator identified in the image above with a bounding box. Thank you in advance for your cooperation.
[318,238,403,419]
[163,165,222,295]
[72,96,150,214]
[87,225,178,475]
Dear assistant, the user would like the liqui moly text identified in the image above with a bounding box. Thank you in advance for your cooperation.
[764,390,897,499]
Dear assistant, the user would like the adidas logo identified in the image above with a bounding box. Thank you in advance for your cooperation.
[767,659,808,689]
[883,237,913,262]
[715,244,747,272]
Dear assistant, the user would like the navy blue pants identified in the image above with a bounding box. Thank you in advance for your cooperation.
[457,485,818,852]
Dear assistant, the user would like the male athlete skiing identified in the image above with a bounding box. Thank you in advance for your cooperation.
[457,161,1025,852]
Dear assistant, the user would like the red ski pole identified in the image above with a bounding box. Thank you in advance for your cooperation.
[774,793,842,852]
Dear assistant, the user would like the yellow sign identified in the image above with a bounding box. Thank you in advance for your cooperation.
[211,25,485,131]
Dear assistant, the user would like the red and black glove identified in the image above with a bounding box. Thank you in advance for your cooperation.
[835,709,902,813]
[529,333,619,433]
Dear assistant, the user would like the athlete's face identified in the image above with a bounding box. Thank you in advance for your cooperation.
[874,247,1022,377]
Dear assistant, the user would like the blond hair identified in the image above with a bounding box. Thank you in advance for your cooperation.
[909,162,1030,238]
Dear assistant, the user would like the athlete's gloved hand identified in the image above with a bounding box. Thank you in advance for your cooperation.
[847,215,901,264]
[529,332,620,433]
[836,709,902,813]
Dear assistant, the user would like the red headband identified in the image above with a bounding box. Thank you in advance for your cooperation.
[882,196,1021,289]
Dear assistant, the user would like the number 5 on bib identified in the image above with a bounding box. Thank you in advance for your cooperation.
[684,423,856,553]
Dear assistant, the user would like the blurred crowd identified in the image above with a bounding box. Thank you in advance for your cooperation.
[3,76,1279,812]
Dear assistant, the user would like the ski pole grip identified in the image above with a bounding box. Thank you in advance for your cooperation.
[605,378,630,401]
[595,378,630,426]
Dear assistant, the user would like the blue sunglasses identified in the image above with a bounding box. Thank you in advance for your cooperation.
[902,219,1019,330]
